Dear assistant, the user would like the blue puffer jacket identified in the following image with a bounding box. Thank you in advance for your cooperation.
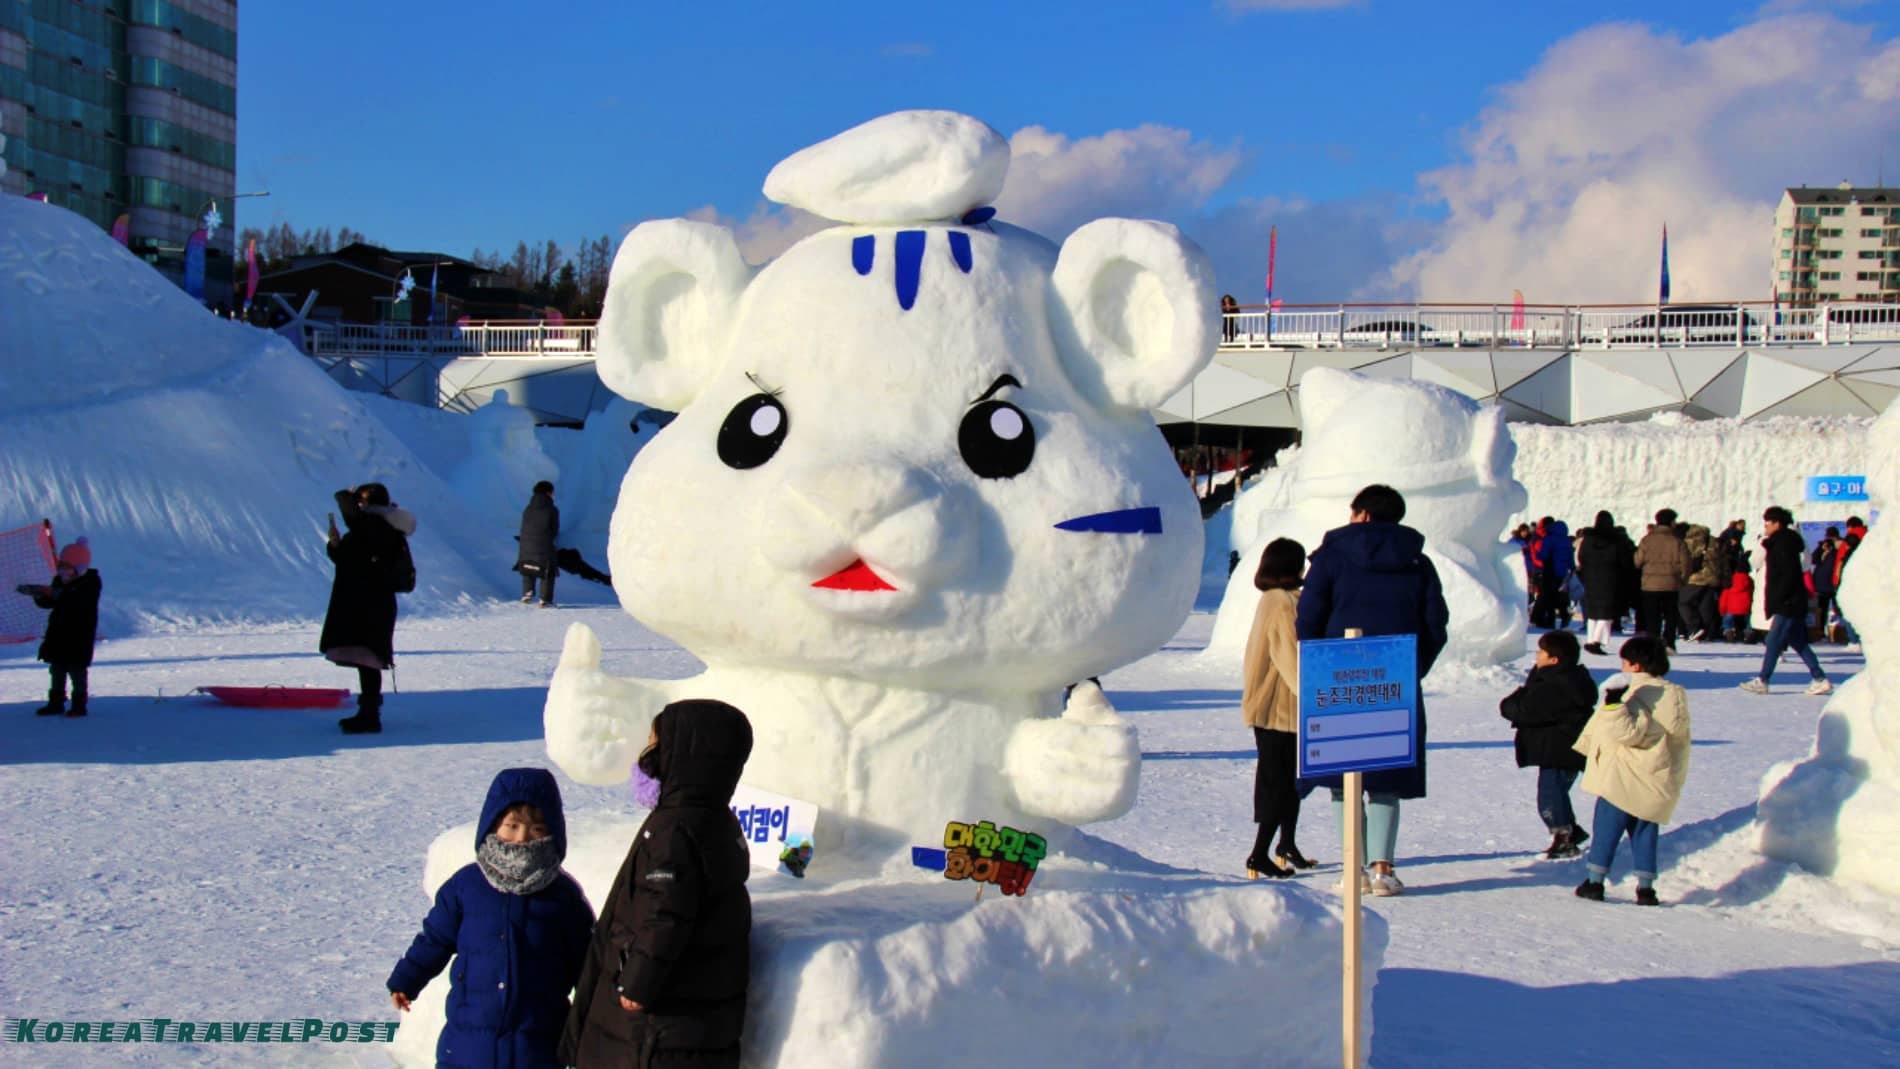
[388,768,596,1069]
[1536,520,1574,582]
[1295,521,1451,799]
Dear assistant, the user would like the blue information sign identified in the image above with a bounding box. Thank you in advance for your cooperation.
[1297,635,1419,778]
[1805,476,1868,503]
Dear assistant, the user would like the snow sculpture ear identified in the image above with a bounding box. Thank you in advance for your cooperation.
[1047,219,1218,413]
[595,219,753,411]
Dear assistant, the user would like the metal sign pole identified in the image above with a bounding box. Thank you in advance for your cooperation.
[1341,627,1364,1069]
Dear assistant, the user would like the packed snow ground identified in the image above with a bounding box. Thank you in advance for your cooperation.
[4,606,1898,1067]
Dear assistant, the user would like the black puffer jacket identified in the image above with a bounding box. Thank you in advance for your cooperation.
[516,494,559,573]
[1499,663,1597,771]
[318,491,416,669]
[1574,527,1625,620]
[563,701,754,1069]
[1762,526,1810,619]
[34,569,101,667]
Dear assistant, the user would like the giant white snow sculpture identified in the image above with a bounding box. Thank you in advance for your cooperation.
[544,109,1217,856]
[398,110,1380,1069]
[1206,367,1529,675]
[1756,399,1900,894]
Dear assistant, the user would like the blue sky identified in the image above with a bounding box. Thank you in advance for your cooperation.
[236,1,1900,303]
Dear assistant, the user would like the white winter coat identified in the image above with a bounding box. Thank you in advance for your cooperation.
[1573,671,1691,825]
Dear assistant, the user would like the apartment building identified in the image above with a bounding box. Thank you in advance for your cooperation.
[1772,183,1900,306]
[0,0,238,301]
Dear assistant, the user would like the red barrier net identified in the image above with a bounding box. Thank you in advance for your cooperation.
[0,521,58,644]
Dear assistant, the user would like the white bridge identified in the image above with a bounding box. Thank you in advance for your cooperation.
[298,301,1900,426]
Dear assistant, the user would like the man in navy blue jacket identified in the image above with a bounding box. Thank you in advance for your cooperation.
[1297,484,1451,897]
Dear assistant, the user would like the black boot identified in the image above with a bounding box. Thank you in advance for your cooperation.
[65,694,87,718]
[339,696,382,735]
[1574,879,1605,901]
[35,690,64,717]
[1246,854,1293,879]
[1569,823,1589,848]
[1276,844,1319,870]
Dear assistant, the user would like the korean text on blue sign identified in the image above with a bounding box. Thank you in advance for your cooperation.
[1805,476,1868,503]
[1297,634,1418,778]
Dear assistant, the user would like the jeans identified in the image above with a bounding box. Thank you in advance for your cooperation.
[50,663,89,704]
[1759,613,1826,684]
[1638,589,1680,646]
[1537,768,1578,831]
[1330,789,1401,865]
[1586,796,1659,884]
[521,567,556,603]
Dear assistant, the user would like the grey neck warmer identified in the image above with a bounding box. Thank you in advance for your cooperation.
[476,834,563,895]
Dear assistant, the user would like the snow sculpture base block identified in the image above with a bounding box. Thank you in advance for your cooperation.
[1756,398,1900,896]
[390,811,1383,1068]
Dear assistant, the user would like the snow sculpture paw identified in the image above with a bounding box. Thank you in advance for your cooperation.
[1004,681,1140,824]
[543,623,667,786]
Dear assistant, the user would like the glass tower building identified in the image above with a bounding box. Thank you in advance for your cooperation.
[1,1,238,301]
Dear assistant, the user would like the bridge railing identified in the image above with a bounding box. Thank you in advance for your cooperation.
[304,320,600,359]
[298,301,1900,359]
[1222,301,1900,349]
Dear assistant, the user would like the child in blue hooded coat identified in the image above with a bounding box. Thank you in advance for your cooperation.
[387,768,596,1069]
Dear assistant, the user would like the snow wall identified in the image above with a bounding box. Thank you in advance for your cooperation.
[0,197,640,636]
[1756,401,1900,895]
[1510,412,1874,533]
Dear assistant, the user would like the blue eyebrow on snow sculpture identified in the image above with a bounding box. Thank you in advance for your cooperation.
[1055,508,1164,535]
[849,230,978,306]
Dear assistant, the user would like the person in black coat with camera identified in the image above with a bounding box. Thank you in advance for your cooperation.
[320,483,417,734]
[1500,630,1598,858]
[516,481,559,607]
[562,700,755,1069]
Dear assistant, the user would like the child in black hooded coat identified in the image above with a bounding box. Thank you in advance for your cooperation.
[1500,630,1598,859]
[562,700,755,1069]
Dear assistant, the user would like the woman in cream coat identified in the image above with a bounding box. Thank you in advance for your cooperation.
[1572,635,1691,905]
[1241,538,1316,879]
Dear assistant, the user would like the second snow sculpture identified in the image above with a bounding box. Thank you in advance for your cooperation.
[1756,399,1900,894]
[1208,367,1529,673]
[544,111,1217,857]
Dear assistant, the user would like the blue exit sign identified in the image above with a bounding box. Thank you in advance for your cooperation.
[1806,476,1868,503]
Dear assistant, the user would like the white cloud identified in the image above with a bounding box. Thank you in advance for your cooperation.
[682,202,830,265]
[993,125,1245,238]
[1379,15,1900,303]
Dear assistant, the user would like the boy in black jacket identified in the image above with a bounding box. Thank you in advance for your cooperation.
[1500,630,1597,858]
[18,538,101,718]
[562,700,754,1069]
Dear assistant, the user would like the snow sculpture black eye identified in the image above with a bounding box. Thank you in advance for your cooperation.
[717,394,788,470]
[959,400,1035,479]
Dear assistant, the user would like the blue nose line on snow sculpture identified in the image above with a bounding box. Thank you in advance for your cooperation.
[848,231,978,309]
[1055,507,1163,535]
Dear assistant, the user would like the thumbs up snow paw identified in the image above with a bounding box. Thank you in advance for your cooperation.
[543,623,664,786]
[1004,681,1140,825]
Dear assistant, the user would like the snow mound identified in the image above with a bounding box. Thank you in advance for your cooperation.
[390,810,1381,1069]
[1206,368,1528,677]
[1755,399,1900,896]
[0,197,525,630]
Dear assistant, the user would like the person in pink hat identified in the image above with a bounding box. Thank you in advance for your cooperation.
[16,537,102,717]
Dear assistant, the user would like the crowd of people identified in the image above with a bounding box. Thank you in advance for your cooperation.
[1241,495,1866,906]
[1511,508,1866,667]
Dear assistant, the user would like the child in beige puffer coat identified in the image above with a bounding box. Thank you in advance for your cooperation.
[1571,635,1691,906]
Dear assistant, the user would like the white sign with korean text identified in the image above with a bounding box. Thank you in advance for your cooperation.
[729,783,818,870]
